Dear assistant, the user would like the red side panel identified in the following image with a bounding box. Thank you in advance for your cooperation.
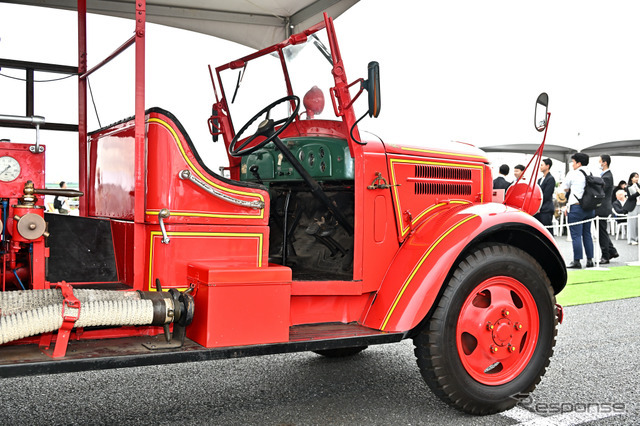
[88,111,270,225]
[187,263,292,348]
[386,153,488,241]
[111,220,134,286]
[145,225,270,291]
[145,112,269,226]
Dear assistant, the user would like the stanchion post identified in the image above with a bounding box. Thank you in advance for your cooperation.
[628,213,640,266]
[594,217,600,268]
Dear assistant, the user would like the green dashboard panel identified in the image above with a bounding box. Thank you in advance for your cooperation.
[240,137,354,182]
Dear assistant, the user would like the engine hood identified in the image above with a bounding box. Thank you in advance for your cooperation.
[384,141,489,163]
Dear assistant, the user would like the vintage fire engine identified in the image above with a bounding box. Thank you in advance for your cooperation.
[0,4,565,415]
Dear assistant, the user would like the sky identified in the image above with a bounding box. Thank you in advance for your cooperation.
[1,0,640,185]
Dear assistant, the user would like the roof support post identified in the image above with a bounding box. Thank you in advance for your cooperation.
[133,0,147,290]
[78,0,87,216]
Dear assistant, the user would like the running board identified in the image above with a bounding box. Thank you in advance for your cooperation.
[0,323,405,378]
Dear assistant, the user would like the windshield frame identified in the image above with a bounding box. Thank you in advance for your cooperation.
[214,21,328,137]
[210,13,362,177]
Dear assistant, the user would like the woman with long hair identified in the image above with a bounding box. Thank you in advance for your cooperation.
[626,172,640,244]
[612,180,627,203]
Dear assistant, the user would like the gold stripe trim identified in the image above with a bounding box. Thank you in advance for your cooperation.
[147,231,264,289]
[147,117,265,219]
[381,214,478,330]
[398,146,486,159]
[388,158,484,237]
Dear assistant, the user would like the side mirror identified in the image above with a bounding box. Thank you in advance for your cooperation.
[534,92,549,132]
[366,61,381,118]
[208,107,219,142]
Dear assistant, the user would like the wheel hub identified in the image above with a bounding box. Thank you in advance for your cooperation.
[492,318,513,346]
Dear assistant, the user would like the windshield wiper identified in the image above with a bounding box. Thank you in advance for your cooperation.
[231,63,247,104]
[310,34,333,65]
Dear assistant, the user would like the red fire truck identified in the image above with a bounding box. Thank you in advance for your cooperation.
[0,3,565,415]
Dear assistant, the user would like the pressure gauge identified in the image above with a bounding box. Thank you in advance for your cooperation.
[0,156,21,182]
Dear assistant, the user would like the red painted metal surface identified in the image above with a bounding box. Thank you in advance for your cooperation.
[187,263,292,348]
[110,220,134,286]
[0,142,45,198]
[456,276,539,385]
[290,294,372,326]
[77,0,87,216]
[146,224,270,291]
[145,111,269,225]
[385,152,487,241]
[362,203,554,332]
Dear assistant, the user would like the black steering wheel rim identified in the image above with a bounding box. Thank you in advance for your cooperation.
[229,95,300,157]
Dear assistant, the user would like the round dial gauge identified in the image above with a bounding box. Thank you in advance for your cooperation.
[0,156,21,182]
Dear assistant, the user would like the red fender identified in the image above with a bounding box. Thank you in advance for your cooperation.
[362,202,562,333]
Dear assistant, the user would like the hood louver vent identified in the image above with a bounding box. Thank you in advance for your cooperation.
[413,165,473,196]
[415,165,472,180]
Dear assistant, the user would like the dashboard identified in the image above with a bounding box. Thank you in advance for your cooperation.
[239,137,354,183]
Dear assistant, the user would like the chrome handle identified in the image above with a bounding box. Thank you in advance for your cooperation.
[179,170,265,210]
[158,208,170,244]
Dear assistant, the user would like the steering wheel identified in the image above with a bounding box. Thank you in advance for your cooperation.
[229,95,300,157]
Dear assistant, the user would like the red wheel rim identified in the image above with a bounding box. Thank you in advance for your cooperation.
[456,276,539,385]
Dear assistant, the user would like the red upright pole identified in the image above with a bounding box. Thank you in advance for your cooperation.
[77,0,87,216]
[133,0,146,289]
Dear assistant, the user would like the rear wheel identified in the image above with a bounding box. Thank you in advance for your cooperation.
[313,346,368,357]
[414,244,557,415]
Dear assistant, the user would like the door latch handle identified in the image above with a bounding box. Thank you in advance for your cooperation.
[158,208,170,244]
[367,172,399,190]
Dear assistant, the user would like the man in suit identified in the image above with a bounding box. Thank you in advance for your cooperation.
[596,154,619,264]
[493,164,511,190]
[613,189,628,217]
[534,158,556,227]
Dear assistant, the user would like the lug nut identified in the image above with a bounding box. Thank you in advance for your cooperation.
[490,345,499,353]
[508,345,516,353]
[514,322,523,330]
[502,309,510,317]
[486,322,494,331]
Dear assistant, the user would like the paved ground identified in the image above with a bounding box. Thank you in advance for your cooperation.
[1,298,638,425]
[552,225,640,267]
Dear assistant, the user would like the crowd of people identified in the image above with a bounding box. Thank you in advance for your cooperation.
[493,154,640,269]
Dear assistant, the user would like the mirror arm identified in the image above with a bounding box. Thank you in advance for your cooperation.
[330,78,365,116]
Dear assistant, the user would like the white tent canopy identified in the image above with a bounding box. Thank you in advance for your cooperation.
[3,0,360,50]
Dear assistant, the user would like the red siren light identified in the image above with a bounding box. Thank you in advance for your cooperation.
[303,86,325,119]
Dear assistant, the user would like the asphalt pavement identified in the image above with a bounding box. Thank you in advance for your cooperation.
[1,298,638,425]
[552,224,640,267]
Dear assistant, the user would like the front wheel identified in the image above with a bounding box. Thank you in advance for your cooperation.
[414,244,557,415]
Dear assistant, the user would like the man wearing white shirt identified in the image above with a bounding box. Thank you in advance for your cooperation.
[562,153,595,269]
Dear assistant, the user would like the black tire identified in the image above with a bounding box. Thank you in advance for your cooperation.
[313,346,368,358]
[414,243,557,415]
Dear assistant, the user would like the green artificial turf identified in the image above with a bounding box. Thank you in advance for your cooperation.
[555,266,640,306]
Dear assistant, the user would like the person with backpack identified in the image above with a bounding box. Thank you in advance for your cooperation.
[53,181,70,215]
[562,153,595,269]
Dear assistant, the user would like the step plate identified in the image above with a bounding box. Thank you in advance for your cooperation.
[0,323,404,378]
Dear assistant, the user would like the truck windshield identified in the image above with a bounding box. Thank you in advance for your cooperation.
[218,28,337,137]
